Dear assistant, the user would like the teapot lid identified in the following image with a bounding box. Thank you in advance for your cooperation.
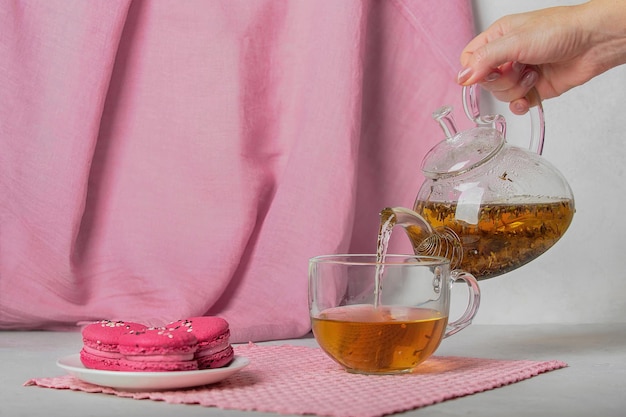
[421,105,505,179]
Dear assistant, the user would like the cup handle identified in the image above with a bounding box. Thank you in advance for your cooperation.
[444,270,481,338]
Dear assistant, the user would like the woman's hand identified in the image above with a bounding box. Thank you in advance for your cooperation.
[458,0,626,114]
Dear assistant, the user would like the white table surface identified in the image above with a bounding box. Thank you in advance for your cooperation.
[2,324,625,417]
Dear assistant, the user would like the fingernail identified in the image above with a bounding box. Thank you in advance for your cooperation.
[512,61,525,73]
[521,70,538,88]
[457,67,473,84]
[483,71,501,82]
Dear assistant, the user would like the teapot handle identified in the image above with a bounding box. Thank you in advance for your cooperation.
[526,87,545,155]
[462,85,545,156]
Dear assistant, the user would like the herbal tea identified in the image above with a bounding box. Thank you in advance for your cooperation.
[410,199,575,279]
[311,305,448,374]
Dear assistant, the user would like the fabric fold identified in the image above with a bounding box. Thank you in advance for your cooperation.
[1,0,475,342]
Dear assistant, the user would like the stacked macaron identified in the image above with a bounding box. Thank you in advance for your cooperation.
[80,320,147,371]
[165,317,234,369]
[80,317,234,372]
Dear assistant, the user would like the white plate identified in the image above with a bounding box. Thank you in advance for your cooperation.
[57,354,250,391]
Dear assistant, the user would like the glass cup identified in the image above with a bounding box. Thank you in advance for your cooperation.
[308,254,480,374]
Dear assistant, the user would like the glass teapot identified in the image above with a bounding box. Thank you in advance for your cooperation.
[383,86,575,280]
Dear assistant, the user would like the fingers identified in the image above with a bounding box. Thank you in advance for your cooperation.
[457,13,544,114]
[459,17,527,85]
[458,4,591,112]
[509,87,543,115]
[509,98,530,115]
[483,63,539,101]
[459,42,525,85]
[458,61,540,114]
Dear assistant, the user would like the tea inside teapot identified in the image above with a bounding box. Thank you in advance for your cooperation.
[412,198,573,279]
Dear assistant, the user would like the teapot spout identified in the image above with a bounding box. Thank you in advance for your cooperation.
[380,207,463,270]
[381,206,434,234]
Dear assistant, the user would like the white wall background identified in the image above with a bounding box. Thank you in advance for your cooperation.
[450,0,626,325]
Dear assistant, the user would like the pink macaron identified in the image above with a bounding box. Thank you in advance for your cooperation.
[80,320,147,371]
[167,316,234,369]
[118,327,199,372]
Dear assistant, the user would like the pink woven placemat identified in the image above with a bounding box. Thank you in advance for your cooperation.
[26,344,566,417]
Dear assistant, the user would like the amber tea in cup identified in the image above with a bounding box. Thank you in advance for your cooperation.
[309,254,480,374]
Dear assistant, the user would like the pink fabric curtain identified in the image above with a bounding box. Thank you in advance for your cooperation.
[0,0,474,342]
